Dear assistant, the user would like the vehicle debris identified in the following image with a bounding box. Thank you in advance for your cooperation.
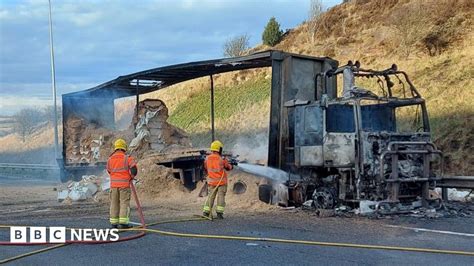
[436,188,474,202]
[57,174,108,202]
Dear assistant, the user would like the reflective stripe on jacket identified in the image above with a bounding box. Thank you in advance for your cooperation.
[204,152,232,186]
[107,151,137,188]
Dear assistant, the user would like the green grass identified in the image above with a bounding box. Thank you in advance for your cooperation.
[168,76,271,132]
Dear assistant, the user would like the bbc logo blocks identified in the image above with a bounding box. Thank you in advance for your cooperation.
[10,227,67,243]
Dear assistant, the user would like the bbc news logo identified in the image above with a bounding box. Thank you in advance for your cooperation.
[10,227,119,243]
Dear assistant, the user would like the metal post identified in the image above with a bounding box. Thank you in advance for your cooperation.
[441,188,448,201]
[421,154,430,207]
[210,75,215,142]
[389,154,400,202]
[136,80,140,116]
[388,144,399,202]
[48,0,60,161]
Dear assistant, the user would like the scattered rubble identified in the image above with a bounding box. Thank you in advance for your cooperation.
[300,188,473,219]
[57,174,110,203]
[129,99,191,157]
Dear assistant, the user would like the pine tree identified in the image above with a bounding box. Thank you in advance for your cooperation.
[262,17,283,46]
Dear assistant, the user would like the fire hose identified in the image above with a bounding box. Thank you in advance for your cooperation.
[0,182,147,264]
[0,182,146,246]
[1,184,474,264]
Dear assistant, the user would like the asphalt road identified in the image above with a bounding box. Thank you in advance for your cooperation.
[1,179,473,265]
[1,211,474,265]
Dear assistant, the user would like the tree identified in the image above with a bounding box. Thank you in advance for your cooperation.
[223,34,250,57]
[43,105,62,124]
[262,17,283,46]
[308,0,324,44]
[13,108,45,142]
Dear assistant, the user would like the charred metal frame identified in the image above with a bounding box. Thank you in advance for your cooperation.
[135,80,140,118]
[378,142,443,206]
[210,75,215,141]
[154,152,206,190]
[324,65,439,205]
[267,54,338,169]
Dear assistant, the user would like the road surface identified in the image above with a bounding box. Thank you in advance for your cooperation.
[1,181,473,265]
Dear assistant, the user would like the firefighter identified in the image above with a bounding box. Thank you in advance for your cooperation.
[203,140,233,219]
[107,138,138,229]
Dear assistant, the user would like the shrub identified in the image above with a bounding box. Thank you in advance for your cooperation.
[388,1,430,58]
[422,15,464,56]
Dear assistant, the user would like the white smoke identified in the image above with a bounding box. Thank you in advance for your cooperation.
[231,132,268,164]
[114,98,135,130]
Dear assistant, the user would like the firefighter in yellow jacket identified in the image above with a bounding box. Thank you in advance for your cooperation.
[107,139,138,229]
[203,140,233,219]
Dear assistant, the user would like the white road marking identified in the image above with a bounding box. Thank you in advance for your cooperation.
[385,225,474,237]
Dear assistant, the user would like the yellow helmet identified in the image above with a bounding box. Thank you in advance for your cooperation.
[114,138,128,151]
[210,140,223,152]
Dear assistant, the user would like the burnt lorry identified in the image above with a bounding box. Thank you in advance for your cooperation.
[264,58,443,210]
[60,50,444,209]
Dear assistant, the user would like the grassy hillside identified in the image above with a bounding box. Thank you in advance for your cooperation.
[168,77,270,138]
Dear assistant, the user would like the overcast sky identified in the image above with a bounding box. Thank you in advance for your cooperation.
[0,0,341,115]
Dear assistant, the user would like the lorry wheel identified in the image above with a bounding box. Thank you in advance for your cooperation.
[258,184,273,204]
[313,187,337,209]
[232,180,247,194]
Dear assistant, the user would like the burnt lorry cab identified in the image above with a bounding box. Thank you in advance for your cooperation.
[267,58,443,209]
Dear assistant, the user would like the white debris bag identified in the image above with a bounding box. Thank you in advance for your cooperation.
[129,109,160,151]
[356,200,377,214]
[57,190,69,202]
[101,177,111,192]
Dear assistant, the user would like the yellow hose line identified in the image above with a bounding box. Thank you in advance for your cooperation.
[0,243,69,264]
[2,217,474,264]
[145,216,207,226]
[124,226,474,257]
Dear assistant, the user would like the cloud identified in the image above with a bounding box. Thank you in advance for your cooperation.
[0,80,96,115]
[0,0,342,114]
[0,95,53,115]
[67,11,102,27]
